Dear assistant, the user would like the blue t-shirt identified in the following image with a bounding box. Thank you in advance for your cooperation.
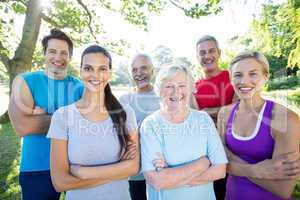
[119,90,160,181]
[20,71,83,172]
[140,109,228,200]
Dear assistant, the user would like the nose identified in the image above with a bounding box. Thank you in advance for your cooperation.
[240,75,250,84]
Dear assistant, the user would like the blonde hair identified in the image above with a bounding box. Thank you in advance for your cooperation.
[230,51,270,76]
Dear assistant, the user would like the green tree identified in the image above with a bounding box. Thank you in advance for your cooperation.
[234,0,300,78]
[0,0,223,123]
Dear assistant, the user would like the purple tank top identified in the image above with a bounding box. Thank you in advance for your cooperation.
[225,100,290,200]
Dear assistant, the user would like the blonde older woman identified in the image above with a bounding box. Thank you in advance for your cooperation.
[140,65,227,200]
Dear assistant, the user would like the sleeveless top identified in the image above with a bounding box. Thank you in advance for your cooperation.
[225,100,290,200]
[20,71,83,172]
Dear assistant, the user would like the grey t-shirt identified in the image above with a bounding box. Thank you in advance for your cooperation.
[47,103,137,200]
[119,90,160,181]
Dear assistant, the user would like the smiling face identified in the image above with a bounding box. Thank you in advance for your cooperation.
[230,58,268,100]
[44,39,70,79]
[196,40,221,73]
[80,53,111,93]
[131,56,153,90]
[160,71,192,112]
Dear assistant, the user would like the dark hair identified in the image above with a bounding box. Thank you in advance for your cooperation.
[42,29,73,57]
[81,45,128,156]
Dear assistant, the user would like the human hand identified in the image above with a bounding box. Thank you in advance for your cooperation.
[152,153,167,172]
[121,141,137,161]
[254,152,300,180]
[32,106,46,115]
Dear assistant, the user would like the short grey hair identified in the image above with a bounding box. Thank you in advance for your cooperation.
[131,53,154,68]
[196,35,220,50]
[154,65,195,96]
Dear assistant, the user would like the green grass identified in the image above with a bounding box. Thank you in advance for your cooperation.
[0,123,21,200]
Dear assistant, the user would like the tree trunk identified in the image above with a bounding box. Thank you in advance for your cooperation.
[0,0,42,124]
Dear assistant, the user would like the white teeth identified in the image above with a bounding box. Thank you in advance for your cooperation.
[239,87,252,91]
[90,80,100,85]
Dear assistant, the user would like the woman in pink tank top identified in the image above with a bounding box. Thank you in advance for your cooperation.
[217,51,300,200]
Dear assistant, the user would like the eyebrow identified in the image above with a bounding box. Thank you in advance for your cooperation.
[83,64,109,68]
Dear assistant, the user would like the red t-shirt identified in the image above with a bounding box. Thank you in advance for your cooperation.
[195,70,234,109]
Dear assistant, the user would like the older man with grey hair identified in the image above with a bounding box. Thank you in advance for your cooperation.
[120,54,160,200]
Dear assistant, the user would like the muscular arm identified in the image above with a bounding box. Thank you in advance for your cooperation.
[70,131,140,181]
[219,104,300,199]
[8,75,51,137]
[144,156,210,190]
[248,107,300,199]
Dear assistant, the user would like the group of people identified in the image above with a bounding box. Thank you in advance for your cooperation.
[8,29,300,200]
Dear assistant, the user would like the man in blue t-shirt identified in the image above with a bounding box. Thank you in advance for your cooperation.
[8,29,83,200]
[120,54,160,200]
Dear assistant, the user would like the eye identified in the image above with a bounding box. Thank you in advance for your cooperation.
[48,49,56,54]
[209,48,216,54]
[179,84,187,88]
[249,72,258,76]
[233,74,242,78]
[61,51,68,56]
[83,66,92,71]
[99,67,108,72]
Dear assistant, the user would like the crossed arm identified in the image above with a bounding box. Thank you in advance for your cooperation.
[217,105,300,199]
[8,75,51,136]
[144,154,226,190]
[50,132,140,192]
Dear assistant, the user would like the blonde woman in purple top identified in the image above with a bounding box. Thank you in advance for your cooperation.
[217,51,300,200]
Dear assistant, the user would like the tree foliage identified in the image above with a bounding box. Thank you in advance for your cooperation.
[236,0,300,74]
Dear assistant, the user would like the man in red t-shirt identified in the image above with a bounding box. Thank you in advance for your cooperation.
[194,35,236,200]
[194,35,236,123]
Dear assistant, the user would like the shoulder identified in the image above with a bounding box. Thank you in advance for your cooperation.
[141,110,160,126]
[53,104,74,118]
[218,103,235,123]
[66,75,83,85]
[119,92,133,104]
[272,101,300,133]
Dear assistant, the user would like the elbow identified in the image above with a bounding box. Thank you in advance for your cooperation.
[51,172,69,192]
[146,174,168,190]
[128,162,140,177]
[51,176,66,192]
[149,179,166,190]
[214,164,227,180]
[275,187,293,199]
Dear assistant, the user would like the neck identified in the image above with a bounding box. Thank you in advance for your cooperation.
[203,68,221,79]
[137,84,153,93]
[80,89,106,110]
[44,68,67,80]
[161,106,190,123]
[239,94,265,112]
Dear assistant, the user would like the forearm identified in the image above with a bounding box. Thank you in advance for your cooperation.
[249,178,296,199]
[146,157,209,190]
[227,161,255,177]
[191,164,226,182]
[52,172,110,192]
[228,160,296,199]
[13,114,51,136]
[77,159,139,180]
